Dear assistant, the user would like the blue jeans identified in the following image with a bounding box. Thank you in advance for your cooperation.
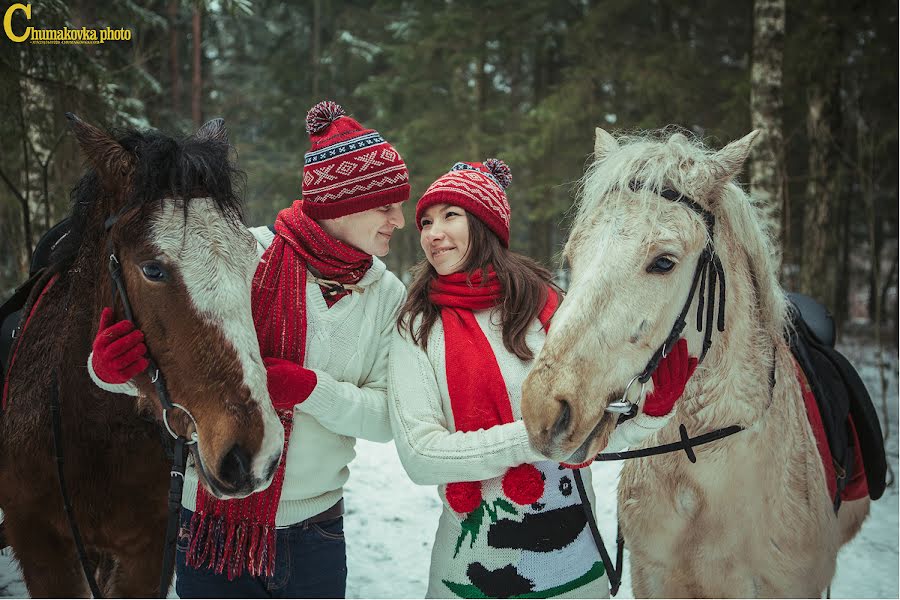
[175,508,347,598]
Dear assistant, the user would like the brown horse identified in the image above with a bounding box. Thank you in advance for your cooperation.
[0,117,284,597]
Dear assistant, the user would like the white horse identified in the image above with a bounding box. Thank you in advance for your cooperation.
[520,128,869,597]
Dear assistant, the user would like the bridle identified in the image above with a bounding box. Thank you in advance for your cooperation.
[52,208,198,599]
[104,211,200,445]
[605,181,727,416]
[574,182,764,597]
[103,210,198,597]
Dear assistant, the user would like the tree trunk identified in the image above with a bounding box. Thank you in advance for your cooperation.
[469,27,487,158]
[0,166,31,276]
[169,0,182,116]
[749,0,786,272]
[800,13,841,307]
[312,0,321,99]
[191,5,203,128]
[834,191,851,331]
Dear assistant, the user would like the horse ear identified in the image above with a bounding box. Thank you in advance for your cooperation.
[65,113,134,186]
[710,130,759,183]
[594,127,619,161]
[197,118,228,143]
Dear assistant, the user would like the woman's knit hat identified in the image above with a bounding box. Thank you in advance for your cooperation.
[415,159,512,247]
[301,100,410,219]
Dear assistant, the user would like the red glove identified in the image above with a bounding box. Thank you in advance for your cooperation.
[642,338,698,417]
[263,357,318,410]
[91,307,149,384]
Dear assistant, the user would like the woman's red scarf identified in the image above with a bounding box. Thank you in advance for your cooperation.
[429,269,558,512]
[185,200,371,580]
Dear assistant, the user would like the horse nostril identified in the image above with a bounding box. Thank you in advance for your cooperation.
[551,399,572,439]
[220,444,252,491]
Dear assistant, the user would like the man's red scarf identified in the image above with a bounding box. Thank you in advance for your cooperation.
[430,270,558,511]
[185,200,371,579]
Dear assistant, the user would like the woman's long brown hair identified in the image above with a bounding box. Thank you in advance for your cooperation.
[397,215,559,361]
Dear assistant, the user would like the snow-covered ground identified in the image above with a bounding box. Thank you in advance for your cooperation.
[2,339,897,598]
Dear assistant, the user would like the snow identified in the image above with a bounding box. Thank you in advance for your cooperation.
[2,339,897,598]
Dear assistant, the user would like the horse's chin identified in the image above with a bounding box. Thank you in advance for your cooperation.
[563,411,618,465]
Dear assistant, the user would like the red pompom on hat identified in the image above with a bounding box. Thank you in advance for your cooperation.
[301,100,410,219]
[502,464,544,506]
[416,158,513,247]
[445,480,483,514]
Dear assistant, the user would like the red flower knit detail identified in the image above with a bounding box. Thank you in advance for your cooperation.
[502,464,544,506]
[445,481,482,514]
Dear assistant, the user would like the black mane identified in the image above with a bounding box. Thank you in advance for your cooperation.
[57,125,246,267]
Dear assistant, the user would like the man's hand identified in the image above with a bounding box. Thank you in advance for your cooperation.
[91,307,148,384]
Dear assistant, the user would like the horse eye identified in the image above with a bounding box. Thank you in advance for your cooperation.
[141,261,168,281]
[647,255,676,274]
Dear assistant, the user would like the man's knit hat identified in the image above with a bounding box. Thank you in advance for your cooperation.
[416,159,512,247]
[301,100,410,219]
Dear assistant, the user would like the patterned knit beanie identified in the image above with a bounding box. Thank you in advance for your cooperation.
[301,100,410,219]
[416,159,512,247]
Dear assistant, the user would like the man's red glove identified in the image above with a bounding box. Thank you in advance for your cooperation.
[91,307,149,384]
[263,357,318,410]
[642,338,699,417]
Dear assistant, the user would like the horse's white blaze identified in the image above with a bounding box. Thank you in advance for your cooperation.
[151,198,283,488]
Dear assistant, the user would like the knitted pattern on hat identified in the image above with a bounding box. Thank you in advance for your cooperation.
[301,100,410,219]
[416,158,512,246]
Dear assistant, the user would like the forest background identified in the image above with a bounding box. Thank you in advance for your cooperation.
[1,0,896,346]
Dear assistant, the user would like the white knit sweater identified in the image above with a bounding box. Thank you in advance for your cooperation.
[388,309,673,599]
[89,226,406,526]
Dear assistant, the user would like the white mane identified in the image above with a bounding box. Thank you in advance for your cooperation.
[575,128,789,342]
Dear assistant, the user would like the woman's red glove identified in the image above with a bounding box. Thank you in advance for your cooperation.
[642,338,699,417]
[91,307,149,384]
[263,357,318,410]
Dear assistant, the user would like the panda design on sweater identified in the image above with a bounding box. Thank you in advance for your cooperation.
[442,461,604,598]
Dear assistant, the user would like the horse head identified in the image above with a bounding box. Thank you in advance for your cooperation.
[67,115,284,499]
[522,127,774,464]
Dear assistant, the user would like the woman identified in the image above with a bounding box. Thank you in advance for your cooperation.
[388,158,697,598]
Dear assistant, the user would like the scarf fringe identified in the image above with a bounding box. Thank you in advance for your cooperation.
[185,511,278,580]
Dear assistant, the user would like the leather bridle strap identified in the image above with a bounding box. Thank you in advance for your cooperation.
[50,374,105,599]
[103,213,187,424]
[102,211,192,598]
[627,181,727,386]
[573,468,623,595]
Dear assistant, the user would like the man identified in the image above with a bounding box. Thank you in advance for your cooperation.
[88,101,409,597]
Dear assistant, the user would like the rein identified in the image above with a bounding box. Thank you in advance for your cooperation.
[103,212,195,598]
[52,211,196,599]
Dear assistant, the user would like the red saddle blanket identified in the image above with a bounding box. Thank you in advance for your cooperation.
[796,361,869,502]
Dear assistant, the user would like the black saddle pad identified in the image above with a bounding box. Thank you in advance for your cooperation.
[787,294,887,502]
[2,217,72,381]
[0,269,45,387]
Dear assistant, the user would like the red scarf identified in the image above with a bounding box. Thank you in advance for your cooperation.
[430,270,558,511]
[186,200,372,580]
